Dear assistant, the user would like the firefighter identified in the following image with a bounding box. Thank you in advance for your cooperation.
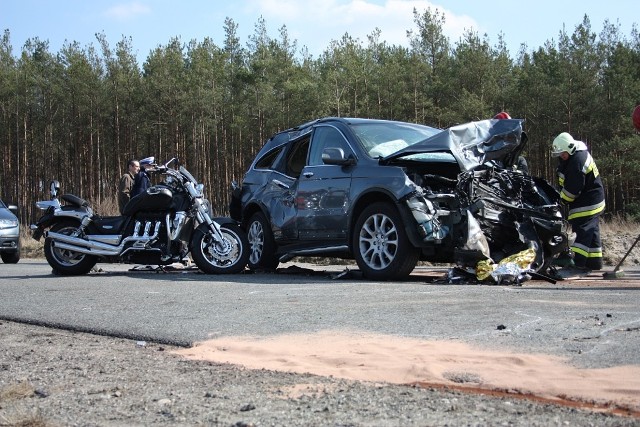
[551,132,605,277]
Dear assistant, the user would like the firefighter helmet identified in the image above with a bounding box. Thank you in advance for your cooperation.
[551,132,577,157]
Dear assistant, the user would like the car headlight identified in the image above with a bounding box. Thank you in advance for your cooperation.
[0,219,18,229]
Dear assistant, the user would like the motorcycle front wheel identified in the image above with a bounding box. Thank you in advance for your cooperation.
[44,220,98,275]
[190,223,249,274]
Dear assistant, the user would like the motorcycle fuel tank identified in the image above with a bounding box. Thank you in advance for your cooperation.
[123,186,173,216]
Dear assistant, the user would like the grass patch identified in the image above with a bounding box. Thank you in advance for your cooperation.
[0,381,35,402]
[0,383,50,427]
[19,225,44,259]
[0,410,48,427]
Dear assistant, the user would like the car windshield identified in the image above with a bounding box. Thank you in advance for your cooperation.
[351,122,440,158]
[0,199,6,209]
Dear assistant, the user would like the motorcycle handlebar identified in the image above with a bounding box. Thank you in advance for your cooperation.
[148,157,179,174]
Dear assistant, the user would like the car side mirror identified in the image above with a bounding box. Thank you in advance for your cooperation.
[8,204,18,215]
[322,147,355,166]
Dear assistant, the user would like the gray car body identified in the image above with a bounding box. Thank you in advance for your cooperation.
[0,199,20,256]
[239,119,425,248]
[231,117,564,276]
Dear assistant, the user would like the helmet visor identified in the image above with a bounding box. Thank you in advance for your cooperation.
[551,148,564,157]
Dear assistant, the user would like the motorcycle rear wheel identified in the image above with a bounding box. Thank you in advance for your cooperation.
[44,220,98,275]
[190,223,249,274]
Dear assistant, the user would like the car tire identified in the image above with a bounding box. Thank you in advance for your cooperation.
[353,202,419,281]
[1,248,20,264]
[247,212,279,271]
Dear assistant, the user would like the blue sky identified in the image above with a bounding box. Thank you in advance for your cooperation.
[2,0,638,64]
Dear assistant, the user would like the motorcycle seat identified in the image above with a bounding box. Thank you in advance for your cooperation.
[61,194,89,208]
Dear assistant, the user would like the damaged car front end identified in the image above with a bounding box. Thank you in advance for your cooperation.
[384,119,569,280]
[231,117,569,282]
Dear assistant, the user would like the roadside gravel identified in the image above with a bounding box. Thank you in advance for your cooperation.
[1,320,638,427]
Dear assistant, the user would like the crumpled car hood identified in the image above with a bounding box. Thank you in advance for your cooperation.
[383,119,525,171]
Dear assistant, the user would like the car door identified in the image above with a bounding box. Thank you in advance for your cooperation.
[267,134,311,241]
[295,125,355,241]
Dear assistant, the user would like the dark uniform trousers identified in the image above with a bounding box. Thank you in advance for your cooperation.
[570,215,603,270]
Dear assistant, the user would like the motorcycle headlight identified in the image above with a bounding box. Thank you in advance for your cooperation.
[202,199,211,214]
[195,183,204,197]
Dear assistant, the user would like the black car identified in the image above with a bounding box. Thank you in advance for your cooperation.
[230,117,568,280]
[0,198,20,264]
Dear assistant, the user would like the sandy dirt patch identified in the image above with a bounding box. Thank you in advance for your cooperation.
[174,330,640,412]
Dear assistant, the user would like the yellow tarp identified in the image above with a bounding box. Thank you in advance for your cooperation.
[476,248,537,281]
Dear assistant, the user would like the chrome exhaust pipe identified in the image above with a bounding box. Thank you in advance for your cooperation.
[53,241,120,256]
[47,222,162,256]
[53,242,165,257]
[46,231,124,253]
[47,231,122,251]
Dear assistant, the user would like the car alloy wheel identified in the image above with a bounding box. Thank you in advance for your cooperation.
[353,202,419,280]
[246,212,279,270]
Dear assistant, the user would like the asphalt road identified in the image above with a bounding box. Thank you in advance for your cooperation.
[1,259,639,370]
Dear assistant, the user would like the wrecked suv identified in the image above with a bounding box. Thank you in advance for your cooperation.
[230,117,568,281]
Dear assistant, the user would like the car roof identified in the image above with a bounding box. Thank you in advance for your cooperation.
[253,117,526,172]
[269,116,433,142]
[257,117,391,155]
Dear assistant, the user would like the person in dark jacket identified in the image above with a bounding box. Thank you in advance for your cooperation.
[118,159,140,214]
[131,156,155,197]
[551,132,605,277]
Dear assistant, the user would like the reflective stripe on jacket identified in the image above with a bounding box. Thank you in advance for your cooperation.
[556,149,605,221]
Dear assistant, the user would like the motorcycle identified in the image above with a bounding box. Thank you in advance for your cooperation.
[31,158,249,275]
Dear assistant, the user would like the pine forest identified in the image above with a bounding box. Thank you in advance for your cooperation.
[1,10,639,227]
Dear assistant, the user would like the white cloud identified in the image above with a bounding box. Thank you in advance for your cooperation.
[104,2,151,22]
[245,0,480,54]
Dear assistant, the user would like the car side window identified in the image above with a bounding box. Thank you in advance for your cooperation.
[285,135,311,178]
[308,126,352,166]
[254,146,283,170]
